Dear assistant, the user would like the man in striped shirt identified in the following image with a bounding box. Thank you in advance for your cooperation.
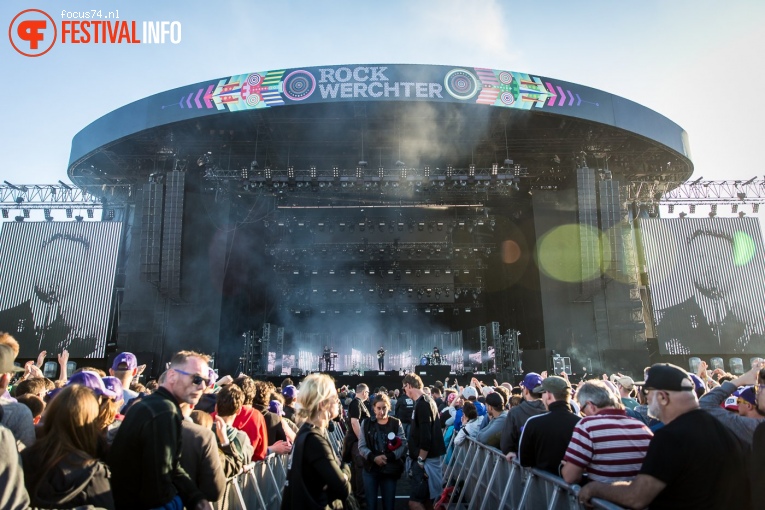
[561,380,652,484]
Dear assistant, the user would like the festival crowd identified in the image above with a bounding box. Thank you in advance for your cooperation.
[1,329,764,510]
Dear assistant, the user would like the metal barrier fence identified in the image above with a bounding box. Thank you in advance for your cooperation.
[443,436,625,510]
[215,424,623,510]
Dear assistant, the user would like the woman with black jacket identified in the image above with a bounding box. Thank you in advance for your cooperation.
[358,393,407,510]
[282,374,351,510]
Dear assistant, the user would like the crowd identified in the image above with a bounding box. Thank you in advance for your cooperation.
[1,327,764,510]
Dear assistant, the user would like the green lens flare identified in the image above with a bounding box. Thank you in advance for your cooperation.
[733,231,755,266]
[536,224,610,282]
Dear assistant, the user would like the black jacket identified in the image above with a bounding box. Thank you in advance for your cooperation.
[253,403,287,446]
[108,386,205,510]
[21,449,115,509]
[283,423,352,510]
[517,401,580,475]
[500,398,547,454]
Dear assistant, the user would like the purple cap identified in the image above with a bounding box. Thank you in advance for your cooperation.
[269,400,284,416]
[68,371,119,400]
[688,373,706,393]
[102,377,124,402]
[521,373,544,392]
[207,368,218,386]
[112,352,137,371]
[735,386,756,406]
[282,385,297,399]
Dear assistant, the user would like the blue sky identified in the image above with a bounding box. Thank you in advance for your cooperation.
[1,0,763,185]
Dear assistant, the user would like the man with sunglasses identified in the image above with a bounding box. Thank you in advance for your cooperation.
[109,350,214,510]
[578,363,750,510]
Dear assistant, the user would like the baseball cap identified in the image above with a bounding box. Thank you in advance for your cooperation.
[68,371,119,399]
[0,344,24,374]
[462,386,478,400]
[736,386,756,406]
[615,376,635,390]
[521,373,544,392]
[644,363,694,392]
[112,352,137,371]
[269,400,284,416]
[533,376,571,394]
[282,385,298,399]
[102,377,124,402]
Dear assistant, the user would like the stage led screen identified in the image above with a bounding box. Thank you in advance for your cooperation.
[639,217,765,355]
[0,221,122,359]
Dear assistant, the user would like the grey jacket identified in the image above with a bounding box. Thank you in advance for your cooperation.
[0,397,35,450]
[699,381,764,447]
[475,411,508,448]
[0,422,30,510]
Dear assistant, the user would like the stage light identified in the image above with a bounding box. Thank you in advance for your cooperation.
[14,216,23,222]
[679,212,687,218]
[22,209,29,218]
[739,211,746,218]
[87,209,94,219]
[689,205,696,213]
[75,215,84,222]
[667,204,674,213]
[1,209,7,218]
[753,204,760,213]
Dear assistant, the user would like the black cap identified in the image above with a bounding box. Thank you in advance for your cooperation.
[644,363,694,392]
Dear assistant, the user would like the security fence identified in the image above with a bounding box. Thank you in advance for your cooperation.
[443,436,625,510]
[214,425,626,510]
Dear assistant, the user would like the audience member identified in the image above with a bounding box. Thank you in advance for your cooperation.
[501,372,546,457]
[614,375,639,410]
[476,392,508,448]
[282,384,297,422]
[358,392,406,510]
[178,402,226,503]
[213,385,254,467]
[229,376,271,460]
[109,352,140,412]
[282,374,351,509]
[518,376,580,475]
[108,350,214,510]
[699,364,764,446]
[578,363,751,509]
[561,380,652,484]
[0,343,35,450]
[21,384,115,509]
[346,383,371,503]
[454,400,481,446]
[404,373,446,509]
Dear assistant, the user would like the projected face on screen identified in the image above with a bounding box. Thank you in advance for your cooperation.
[0,223,121,359]
[643,219,765,355]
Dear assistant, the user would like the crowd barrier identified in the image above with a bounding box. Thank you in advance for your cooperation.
[443,436,625,510]
[214,425,625,509]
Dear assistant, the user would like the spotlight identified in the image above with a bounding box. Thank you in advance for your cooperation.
[75,215,84,222]
[1,209,7,218]
[87,209,94,219]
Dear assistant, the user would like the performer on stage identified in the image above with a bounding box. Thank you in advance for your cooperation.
[377,346,386,371]
[433,346,441,365]
[322,345,332,371]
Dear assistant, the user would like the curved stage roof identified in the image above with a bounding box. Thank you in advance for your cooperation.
[68,64,692,191]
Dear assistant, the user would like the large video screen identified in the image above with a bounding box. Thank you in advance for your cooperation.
[639,217,765,355]
[0,222,122,359]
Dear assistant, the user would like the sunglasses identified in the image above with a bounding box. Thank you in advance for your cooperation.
[174,368,210,386]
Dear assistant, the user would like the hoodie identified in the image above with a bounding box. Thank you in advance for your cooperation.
[500,398,547,454]
[20,449,115,509]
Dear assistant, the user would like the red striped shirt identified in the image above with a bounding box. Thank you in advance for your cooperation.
[563,408,652,482]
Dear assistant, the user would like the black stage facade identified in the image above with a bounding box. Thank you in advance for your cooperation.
[57,63,700,380]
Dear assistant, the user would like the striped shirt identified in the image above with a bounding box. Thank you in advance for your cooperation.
[563,408,653,483]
